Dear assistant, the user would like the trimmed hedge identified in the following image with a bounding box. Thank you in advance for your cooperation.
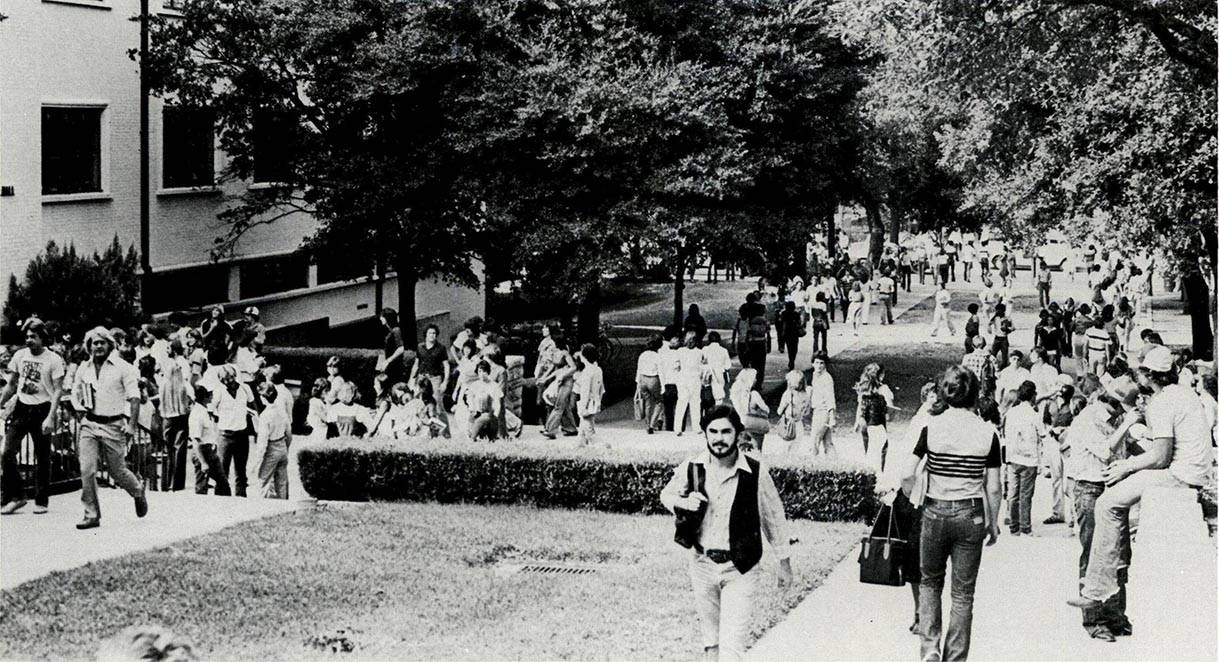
[299,439,878,522]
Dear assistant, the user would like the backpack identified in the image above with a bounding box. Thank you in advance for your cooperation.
[747,316,769,343]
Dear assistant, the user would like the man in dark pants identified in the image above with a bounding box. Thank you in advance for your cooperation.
[659,333,681,431]
[0,321,66,515]
[1065,382,1137,641]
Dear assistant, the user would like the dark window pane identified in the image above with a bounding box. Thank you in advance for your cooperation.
[163,0,186,9]
[316,253,373,285]
[252,110,295,184]
[163,107,214,188]
[146,264,230,313]
[240,253,309,298]
[42,107,103,195]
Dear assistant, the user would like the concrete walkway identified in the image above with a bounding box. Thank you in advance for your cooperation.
[0,488,300,590]
[746,471,1218,661]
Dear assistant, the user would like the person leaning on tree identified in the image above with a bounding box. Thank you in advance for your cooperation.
[660,404,792,662]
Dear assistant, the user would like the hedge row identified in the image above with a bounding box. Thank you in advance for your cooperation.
[299,439,878,522]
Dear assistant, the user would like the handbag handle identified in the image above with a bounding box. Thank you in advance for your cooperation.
[866,503,898,544]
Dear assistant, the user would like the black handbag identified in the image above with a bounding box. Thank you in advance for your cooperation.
[858,503,908,586]
[673,462,707,548]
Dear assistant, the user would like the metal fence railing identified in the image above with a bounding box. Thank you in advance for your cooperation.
[3,401,177,498]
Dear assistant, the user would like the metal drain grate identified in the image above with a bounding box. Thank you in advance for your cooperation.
[520,564,598,575]
[494,562,601,577]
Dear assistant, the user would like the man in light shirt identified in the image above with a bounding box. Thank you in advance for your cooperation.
[574,344,605,446]
[702,332,731,403]
[658,333,682,432]
[808,352,837,457]
[674,333,707,435]
[995,350,1030,411]
[1069,346,1216,624]
[1004,381,1044,535]
[1064,380,1138,642]
[660,405,792,662]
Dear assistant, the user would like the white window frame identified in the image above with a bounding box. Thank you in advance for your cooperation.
[41,101,111,204]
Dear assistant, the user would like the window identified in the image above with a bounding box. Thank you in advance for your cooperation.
[240,253,309,298]
[146,264,230,313]
[316,254,373,285]
[252,110,295,184]
[42,106,103,195]
[162,107,214,188]
[163,0,186,9]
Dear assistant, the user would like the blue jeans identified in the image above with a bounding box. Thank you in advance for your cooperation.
[1074,480,1130,633]
[1007,464,1036,533]
[919,497,986,661]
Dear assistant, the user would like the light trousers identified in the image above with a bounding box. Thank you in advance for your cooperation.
[78,420,144,520]
[674,380,703,434]
[689,555,758,662]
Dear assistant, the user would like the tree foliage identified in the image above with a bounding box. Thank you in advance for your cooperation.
[3,239,144,342]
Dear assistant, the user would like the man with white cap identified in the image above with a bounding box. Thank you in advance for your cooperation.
[1064,377,1139,641]
[71,326,147,529]
[1068,345,1215,624]
[243,306,266,352]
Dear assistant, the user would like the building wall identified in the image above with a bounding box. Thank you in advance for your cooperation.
[0,0,483,338]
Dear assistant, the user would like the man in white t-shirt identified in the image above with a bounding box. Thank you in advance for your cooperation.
[0,321,67,514]
[995,350,1031,411]
[702,332,732,402]
[1070,346,1216,616]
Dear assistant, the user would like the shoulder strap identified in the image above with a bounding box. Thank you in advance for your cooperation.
[686,461,706,497]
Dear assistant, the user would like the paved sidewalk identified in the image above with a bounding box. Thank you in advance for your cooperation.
[0,489,300,590]
[747,474,1218,661]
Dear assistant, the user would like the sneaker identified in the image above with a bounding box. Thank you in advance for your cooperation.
[1088,627,1116,643]
[32,504,48,515]
[1043,516,1065,525]
[1067,596,1102,609]
[75,518,101,530]
[541,433,556,440]
[0,500,27,515]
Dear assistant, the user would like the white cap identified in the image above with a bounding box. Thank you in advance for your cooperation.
[243,306,260,317]
[1140,345,1175,373]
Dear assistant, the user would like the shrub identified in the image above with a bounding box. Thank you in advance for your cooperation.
[2,238,144,343]
[299,439,878,522]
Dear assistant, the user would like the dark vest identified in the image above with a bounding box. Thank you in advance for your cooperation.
[673,455,764,574]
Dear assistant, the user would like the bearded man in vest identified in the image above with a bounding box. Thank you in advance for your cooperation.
[660,404,793,661]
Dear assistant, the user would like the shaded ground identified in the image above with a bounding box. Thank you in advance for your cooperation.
[0,502,858,661]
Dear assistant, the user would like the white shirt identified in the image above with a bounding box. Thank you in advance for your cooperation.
[7,347,66,406]
[1146,384,1214,487]
[1029,363,1060,400]
[996,366,1031,403]
[257,400,291,443]
[214,383,253,432]
[635,350,661,379]
[702,343,731,380]
[658,345,681,387]
[188,403,219,447]
[809,371,836,411]
[1004,402,1044,467]
[676,346,705,384]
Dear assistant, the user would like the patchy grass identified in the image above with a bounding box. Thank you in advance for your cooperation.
[0,502,859,661]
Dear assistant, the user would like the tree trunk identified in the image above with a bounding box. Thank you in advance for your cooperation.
[889,206,900,245]
[576,277,602,346]
[673,252,686,332]
[1183,265,1215,361]
[864,198,884,265]
[395,253,419,348]
[824,203,837,255]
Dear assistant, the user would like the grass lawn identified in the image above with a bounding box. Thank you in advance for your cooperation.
[602,280,755,331]
[0,503,860,661]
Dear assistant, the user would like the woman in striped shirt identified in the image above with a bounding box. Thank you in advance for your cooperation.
[897,365,1002,661]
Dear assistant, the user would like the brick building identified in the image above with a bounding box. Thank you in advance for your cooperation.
[0,0,483,343]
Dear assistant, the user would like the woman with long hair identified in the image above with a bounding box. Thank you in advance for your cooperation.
[730,368,769,451]
[854,363,898,472]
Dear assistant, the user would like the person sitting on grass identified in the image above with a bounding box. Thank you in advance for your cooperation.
[464,360,504,442]
[326,382,373,437]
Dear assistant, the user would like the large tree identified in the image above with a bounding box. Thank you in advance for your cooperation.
[142,0,525,344]
[836,0,1216,357]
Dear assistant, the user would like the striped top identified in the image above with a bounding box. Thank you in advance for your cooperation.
[1085,327,1110,353]
[913,408,1001,501]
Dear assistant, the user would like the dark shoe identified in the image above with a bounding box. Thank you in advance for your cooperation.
[1009,529,1021,536]
[134,494,149,518]
[541,433,556,440]
[75,518,101,530]
[908,619,919,634]
[1043,516,1065,525]
[1087,627,1116,643]
[1,499,27,515]
[1021,529,1033,535]
[646,428,654,435]
[1067,596,1102,609]
[1109,621,1132,637]
[562,431,578,437]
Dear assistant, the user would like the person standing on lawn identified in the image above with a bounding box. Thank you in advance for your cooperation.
[69,327,148,529]
[1068,346,1215,623]
[808,352,837,458]
[0,320,66,515]
[574,344,605,446]
[660,404,793,662]
[897,366,1002,661]
[929,282,955,338]
[988,303,1014,370]
[410,324,451,439]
